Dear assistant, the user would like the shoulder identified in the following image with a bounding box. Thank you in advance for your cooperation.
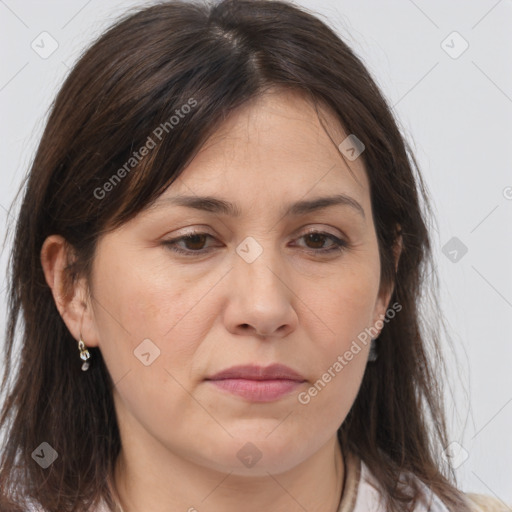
[352,459,451,511]
[353,459,510,512]
[464,493,512,512]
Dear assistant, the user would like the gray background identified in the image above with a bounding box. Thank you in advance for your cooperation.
[1,0,511,503]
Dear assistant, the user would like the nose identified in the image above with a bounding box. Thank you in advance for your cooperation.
[222,243,299,339]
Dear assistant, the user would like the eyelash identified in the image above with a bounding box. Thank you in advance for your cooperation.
[162,229,348,257]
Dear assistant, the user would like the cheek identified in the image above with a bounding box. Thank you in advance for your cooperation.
[292,265,378,411]
[306,265,380,348]
[93,257,207,426]
[298,305,371,427]
[91,248,219,377]
[294,338,368,442]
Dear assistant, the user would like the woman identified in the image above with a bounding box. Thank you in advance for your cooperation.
[0,1,506,511]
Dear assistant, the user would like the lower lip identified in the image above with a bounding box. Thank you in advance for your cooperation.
[207,378,305,402]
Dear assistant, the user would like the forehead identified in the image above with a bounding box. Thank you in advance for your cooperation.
[154,88,370,214]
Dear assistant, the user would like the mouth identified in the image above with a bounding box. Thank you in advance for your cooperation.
[205,364,307,403]
[206,363,306,381]
[206,378,305,402]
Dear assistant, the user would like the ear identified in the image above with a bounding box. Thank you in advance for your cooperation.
[40,234,100,348]
[371,227,403,333]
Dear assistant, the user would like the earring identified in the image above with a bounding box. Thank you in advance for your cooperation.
[78,333,91,371]
[368,337,378,362]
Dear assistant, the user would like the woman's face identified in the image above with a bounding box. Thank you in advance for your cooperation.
[84,89,395,476]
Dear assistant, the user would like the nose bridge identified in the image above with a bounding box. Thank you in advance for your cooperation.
[234,235,283,295]
[218,217,303,337]
[225,236,296,337]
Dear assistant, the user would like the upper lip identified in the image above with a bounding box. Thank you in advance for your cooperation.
[206,364,306,382]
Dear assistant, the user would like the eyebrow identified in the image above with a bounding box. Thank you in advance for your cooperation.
[151,193,366,220]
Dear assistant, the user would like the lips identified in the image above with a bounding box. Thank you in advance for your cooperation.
[205,364,307,402]
[206,363,306,382]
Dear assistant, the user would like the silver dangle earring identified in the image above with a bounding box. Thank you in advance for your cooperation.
[368,337,378,362]
[78,333,91,371]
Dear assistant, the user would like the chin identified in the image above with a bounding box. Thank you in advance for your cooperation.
[195,437,309,476]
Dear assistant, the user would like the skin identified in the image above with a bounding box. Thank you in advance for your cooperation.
[41,88,402,512]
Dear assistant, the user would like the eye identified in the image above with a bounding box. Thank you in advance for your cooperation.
[294,230,348,254]
[163,232,216,255]
[162,229,348,256]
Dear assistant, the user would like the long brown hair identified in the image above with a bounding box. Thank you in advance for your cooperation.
[0,1,471,510]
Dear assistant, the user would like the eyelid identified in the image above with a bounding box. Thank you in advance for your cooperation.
[293,224,345,239]
[166,224,345,243]
[162,225,350,257]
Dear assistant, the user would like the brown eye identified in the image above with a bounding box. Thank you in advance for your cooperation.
[303,232,329,249]
[163,232,216,255]
[163,230,348,257]
[296,231,347,254]
[180,234,209,251]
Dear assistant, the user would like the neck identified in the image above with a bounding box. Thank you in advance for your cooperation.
[110,435,345,512]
